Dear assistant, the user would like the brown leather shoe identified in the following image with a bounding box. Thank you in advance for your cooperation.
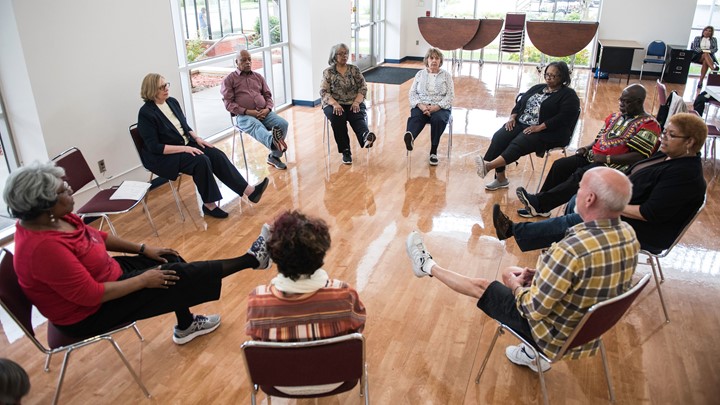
[492,204,514,241]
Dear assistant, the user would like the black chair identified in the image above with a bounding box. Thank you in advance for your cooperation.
[0,249,150,405]
[475,274,651,405]
[529,107,582,193]
[129,124,185,221]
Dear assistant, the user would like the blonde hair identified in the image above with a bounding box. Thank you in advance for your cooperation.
[140,73,163,102]
[668,113,708,154]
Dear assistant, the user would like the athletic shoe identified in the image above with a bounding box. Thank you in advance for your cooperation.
[267,154,287,170]
[516,187,551,217]
[505,343,551,373]
[485,178,509,190]
[403,131,414,151]
[405,231,436,277]
[271,126,287,152]
[492,204,514,241]
[363,131,376,148]
[429,154,439,166]
[173,314,221,345]
[475,156,488,178]
[248,223,272,269]
[342,150,353,165]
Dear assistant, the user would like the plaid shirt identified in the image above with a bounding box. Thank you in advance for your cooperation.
[516,218,639,359]
[246,279,366,342]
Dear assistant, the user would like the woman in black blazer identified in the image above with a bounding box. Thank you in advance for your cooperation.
[476,61,580,191]
[137,73,268,218]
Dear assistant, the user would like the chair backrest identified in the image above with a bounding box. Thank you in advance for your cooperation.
[241,333,365,396]
[0,249,47,354]
[707,72,720,86]
[644,195,706,257]
[52,147,97,192]
[656,79,668,106]
[646,40,666,58]
[504,13,526,31]
[128,124,149,167]
[557,273,652,357]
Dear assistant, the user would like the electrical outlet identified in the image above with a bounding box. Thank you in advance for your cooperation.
[98,159,106,173]
[416,40,419,45]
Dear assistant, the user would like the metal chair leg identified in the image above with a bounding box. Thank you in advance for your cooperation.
[167,180,185,221]
[647,256,670,323]
[140,200,158,237]
[599,340,616,402]
[475,326,502,384]
[105,337,151,398]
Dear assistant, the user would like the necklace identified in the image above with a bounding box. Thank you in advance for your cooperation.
[543,86,559,94]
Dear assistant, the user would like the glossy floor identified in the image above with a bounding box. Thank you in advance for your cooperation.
[1,62,719,404]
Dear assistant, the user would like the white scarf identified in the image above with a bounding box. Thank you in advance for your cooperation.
[271,268,329,293]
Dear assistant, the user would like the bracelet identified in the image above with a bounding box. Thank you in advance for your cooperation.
[513,286,523,296]
[606,155,611,164]
[138,243,146,254]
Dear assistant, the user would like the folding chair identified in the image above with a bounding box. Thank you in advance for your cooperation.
[640,196,706,323]
[475,274,651,405]
[52,147,157,236]
[241,333,369,405]
[405,114,454,160]
[0,249,150,405]
[129,124,185,222]
[498,13,526,68]
[639,40,667,82]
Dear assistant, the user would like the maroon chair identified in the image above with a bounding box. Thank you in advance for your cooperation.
[129,124,186,221]
[241,333,369,404]
[0,249,150,405]
[475,274,651,405]
[52,146,157,236]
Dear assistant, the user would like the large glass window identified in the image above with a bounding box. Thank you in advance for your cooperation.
[436,0,602,67]
[0,92,19,239]
[689,0,720,76]
[176,0,290,139]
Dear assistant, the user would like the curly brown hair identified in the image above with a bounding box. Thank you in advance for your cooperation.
[267,211,331,281]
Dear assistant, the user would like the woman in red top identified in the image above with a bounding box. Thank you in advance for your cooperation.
[5,161,271,345]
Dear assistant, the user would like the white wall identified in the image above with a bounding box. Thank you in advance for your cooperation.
[3,0,180,186]
[599,0,697,72]
[386,0,431,61]
[288,0,350,104]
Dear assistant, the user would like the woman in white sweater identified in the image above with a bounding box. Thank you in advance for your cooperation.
[403,47,455,166]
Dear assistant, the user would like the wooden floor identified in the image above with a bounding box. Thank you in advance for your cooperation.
[2,62,719,404]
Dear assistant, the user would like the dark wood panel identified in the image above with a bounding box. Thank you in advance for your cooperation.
[418,17,480,50]
[463,19,504,50]
[526,21,599,57]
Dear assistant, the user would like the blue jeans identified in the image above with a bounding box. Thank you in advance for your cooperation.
[235,111,289,158]
[513,196,582,251]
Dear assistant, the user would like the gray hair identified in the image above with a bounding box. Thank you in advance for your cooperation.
[328,43,349,65]
[3,161,65,220]
[585,166,633,212]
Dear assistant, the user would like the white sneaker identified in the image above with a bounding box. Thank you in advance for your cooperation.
[405,231,436,277]
[173,314,221,345]
[248,223,272,269]
[505,343,551,372]
[475,156,489,178]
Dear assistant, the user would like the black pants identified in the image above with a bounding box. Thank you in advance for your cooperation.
[323,104,370,154]
[406,107,451,150]
[178,141,248,203]
[476,281,537,348]
[535,155,602,212]
[55,254,223,339]
[483,123,567,173]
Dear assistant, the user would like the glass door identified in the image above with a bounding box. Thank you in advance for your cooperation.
[351,0,384,71]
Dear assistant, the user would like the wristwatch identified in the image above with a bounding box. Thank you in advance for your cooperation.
[606,155,611,164]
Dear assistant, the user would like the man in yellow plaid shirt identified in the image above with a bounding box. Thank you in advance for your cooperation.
[406,167,639,372]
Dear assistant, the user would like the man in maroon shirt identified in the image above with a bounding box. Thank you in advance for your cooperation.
[221,50,289,170]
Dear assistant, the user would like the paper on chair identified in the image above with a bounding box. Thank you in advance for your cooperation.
[110,181,151,200]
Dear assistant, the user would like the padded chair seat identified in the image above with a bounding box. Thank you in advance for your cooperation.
[76,188,142,215]
[47,321,135,348]
[260,380,359,399]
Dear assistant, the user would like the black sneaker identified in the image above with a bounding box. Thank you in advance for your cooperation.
[266,154,287,170]
[271,126,287,152]
[248,177,269,203]
[515,187,550,217]
[202,205,229,219]
[363,131,376,148]
[429,154,439,166]
[403,131,414,151]
[342,150,352,164]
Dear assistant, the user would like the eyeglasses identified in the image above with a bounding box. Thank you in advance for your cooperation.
[661,130,690,140]
[158,82,170,91]
[57,180,72,195]
[336,52,349,57]
[544,74,559,79]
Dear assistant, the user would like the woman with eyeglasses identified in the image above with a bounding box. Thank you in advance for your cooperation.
[137,73,268,219]
[4,161,273,345]
[476,61,580,191]
[493,113,707,255]
[691,25,718,88]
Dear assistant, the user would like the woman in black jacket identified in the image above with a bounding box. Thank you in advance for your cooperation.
[476,61,580,190]
[137,73,268,218]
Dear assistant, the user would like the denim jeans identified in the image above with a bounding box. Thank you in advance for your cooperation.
[513,196,582,251]
[235,111,289,158]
